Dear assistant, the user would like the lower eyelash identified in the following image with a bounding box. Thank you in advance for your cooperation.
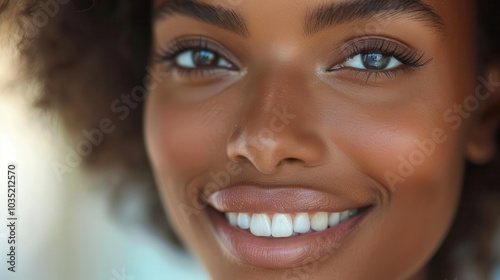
[344,67,419,84]
[175,67,219,78]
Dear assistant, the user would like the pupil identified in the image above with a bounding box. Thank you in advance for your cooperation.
[194,50,216,66]
[362,53,390,70]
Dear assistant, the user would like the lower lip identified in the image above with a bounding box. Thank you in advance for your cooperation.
[207,207,370,269]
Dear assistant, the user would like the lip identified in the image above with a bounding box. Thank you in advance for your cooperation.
[207,205,370,269]
[207,185,372,213]
[204,185,373,269]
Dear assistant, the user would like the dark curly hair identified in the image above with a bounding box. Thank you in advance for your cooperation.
[2,0,499,278]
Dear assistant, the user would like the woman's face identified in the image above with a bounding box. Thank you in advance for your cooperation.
[145,0,484,279]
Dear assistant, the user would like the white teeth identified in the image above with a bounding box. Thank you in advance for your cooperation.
[311,212,328,231]
[293,213,311,234]
[271,214,293,237]
[226,212,238,226]
[250,214,272,236]
[339,210,350,222]
[227,209,363,238]
[237,213,251,229]
[328,212,340,227]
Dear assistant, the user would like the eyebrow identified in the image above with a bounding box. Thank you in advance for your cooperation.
[154,0,445,38]
[305,0,446,35]
[154,0,249,37]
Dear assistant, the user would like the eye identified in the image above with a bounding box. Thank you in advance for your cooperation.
[343,53,403,70]
[327,37,430,78]
[175,49,234,70]
[156,37,240,82]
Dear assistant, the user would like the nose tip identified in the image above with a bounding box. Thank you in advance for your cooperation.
[226,125,325,175]
[227,134,296,174]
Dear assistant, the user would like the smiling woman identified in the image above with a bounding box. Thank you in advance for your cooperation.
[6,0,500,279]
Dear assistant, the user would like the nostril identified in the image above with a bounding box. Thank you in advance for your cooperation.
[273,157,303,169]
[282,157,303,165]
[233,155,250,164]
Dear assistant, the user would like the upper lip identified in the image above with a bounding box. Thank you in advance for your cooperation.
[206,184,373,213]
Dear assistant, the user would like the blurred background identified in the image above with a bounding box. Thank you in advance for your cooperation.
[0,12,208,280]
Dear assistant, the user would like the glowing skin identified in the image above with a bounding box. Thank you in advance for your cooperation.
[145,0,500,279]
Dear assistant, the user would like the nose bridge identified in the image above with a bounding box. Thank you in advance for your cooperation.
[244,65,301,135]
[227,65,325,173]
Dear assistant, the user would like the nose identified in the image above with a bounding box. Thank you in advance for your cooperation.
[226,67,326,174]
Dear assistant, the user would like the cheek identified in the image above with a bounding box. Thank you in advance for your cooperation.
[343,112,463,195]
[351,122,464,277]
[324,58,472,276]
[144,88,241,267]
[145,94,233,177]
[340,41,473,197]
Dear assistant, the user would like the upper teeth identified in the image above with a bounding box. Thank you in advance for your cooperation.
[225,209,360,238]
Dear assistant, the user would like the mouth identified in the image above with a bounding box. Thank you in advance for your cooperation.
[204,185,373,269]
[224,208,366,238]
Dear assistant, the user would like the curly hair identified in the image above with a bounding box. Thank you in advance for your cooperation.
[2,0,499,278]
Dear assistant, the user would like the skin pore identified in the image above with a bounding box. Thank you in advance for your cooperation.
[145,0,499,279]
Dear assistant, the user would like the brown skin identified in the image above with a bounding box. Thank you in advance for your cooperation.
[145,0,499,279]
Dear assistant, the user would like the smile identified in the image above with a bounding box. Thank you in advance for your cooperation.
[225,209,364,238]
[204,185,373,268]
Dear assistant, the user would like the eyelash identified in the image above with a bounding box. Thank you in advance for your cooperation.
[155,37,236,78]
[334,38,428,67]
[327,38,431,82]
[155,36,430,80]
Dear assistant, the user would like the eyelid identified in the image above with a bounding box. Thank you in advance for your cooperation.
[155,36,242,70]
[329,36,430,69]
